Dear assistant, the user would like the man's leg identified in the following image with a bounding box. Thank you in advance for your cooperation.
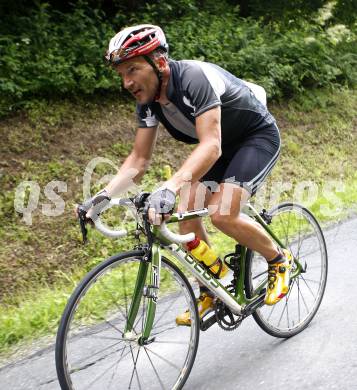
[177,181,212,244]
[209,183,279,260]
[176,182,215,325]
[209,182,293,305]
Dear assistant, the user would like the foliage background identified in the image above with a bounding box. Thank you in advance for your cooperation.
[0,0,356,116]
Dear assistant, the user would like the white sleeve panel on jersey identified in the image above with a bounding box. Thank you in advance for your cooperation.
[181,61,223,117]
[196,62,226,100]
[243,81,267,107]
[136,105,159,128]
[143,113,159,127]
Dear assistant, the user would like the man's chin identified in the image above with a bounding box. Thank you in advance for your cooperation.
[135,94,155,105]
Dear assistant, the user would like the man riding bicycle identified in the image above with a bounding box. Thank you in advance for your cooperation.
[82,24,292,324]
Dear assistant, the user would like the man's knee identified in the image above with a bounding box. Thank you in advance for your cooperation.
[210,211,245,231]
[211,212,231,229]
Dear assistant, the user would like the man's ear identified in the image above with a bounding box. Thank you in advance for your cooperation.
[156,56,167,72]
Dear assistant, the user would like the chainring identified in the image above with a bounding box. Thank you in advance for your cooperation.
[214,285,244,331]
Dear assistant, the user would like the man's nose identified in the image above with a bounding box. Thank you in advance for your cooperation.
[122,75,133,90]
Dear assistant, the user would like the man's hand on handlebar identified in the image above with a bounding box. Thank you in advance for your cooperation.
[75,189,111,224]
[147,188,176,225]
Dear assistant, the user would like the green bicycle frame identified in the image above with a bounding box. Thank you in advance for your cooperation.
[124,203,302,343]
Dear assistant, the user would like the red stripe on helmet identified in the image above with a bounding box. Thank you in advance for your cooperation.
[122,28,157,49]
[123,38,161,60]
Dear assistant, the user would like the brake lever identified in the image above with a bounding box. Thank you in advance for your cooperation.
[77,207,88,244]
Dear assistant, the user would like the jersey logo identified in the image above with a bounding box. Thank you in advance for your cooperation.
[143,107,158,127]
[183,96,196,116]
[145,107,153,118]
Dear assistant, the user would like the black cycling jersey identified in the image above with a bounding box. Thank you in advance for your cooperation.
[136,59,280,195]
[136,59,276,146]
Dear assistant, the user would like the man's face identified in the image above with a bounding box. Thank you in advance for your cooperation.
[114,57,159,104]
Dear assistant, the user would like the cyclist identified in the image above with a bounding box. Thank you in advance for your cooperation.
[82,24,292,324]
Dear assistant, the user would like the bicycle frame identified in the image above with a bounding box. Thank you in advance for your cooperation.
[123,203,303,344]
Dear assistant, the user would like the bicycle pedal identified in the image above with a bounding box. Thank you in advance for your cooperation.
[243,293,265,315]
[200,312,217,331]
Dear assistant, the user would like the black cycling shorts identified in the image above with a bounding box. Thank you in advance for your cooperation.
[200,123,281,196]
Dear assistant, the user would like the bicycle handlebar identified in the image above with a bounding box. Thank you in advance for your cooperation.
[92,198,129,238]
[159,222,195,244]
[81,195,196,244]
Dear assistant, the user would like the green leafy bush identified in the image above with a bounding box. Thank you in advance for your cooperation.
[0,1,356,117]
[0,3,121,115]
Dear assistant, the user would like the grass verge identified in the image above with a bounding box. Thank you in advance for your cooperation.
[0,87,356,357]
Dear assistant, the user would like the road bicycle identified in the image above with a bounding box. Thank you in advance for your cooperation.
[55,192,328,390]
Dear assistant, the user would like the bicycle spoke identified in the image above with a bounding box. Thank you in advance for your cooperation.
[296,213,303,258]
[299,277,320,284]
[297,277,301,323]
[296,278,310,314]
[128,301,149,338]
[279,214,290,249]
[102,318,124,335]
[252,269,267,280]
[70,324,123,341]
[275,278,296,328]
[73,297,126,336]
[153,293,183,328]
[143,347,166,390]
[78,346,132,389]
[304,264,323,270]
[107,344,127,389]
[144,346,181,371]
[80,334,125,341]
[128,345,142,390]
[151,324,178,337]
[298,246,321,259]
[70,339,125,368]
[98,278,128,324]
[266,301,277,322]
[277,304,286,328]
[153,340,189,345]
[296,219,314,262]
[70,344,127,374]
[299,275,318,299]
[130,297,145,334]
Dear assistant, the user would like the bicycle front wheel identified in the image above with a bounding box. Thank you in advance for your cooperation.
[56,250,199,390]
[246,202,328,338]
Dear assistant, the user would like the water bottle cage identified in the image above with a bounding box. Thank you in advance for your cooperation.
[202,257,223,278]
[224,253,240,273]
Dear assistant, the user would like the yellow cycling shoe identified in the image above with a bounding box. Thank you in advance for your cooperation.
[176,293,214,326]
[265,249,293,306]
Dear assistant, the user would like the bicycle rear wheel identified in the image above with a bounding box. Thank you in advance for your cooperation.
[245,202,328,338]
[56,250,199,390]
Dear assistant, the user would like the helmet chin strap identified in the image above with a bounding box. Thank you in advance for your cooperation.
[143,55,163,101]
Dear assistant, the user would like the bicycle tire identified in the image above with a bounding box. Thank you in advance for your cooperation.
[245,202,328,338]
[56,250,199,390]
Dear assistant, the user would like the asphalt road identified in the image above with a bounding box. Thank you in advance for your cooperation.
[1,216,356,390]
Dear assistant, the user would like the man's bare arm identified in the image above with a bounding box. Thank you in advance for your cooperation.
[105,126,158,197]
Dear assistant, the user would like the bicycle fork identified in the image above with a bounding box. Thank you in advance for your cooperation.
[123,245,160,345]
